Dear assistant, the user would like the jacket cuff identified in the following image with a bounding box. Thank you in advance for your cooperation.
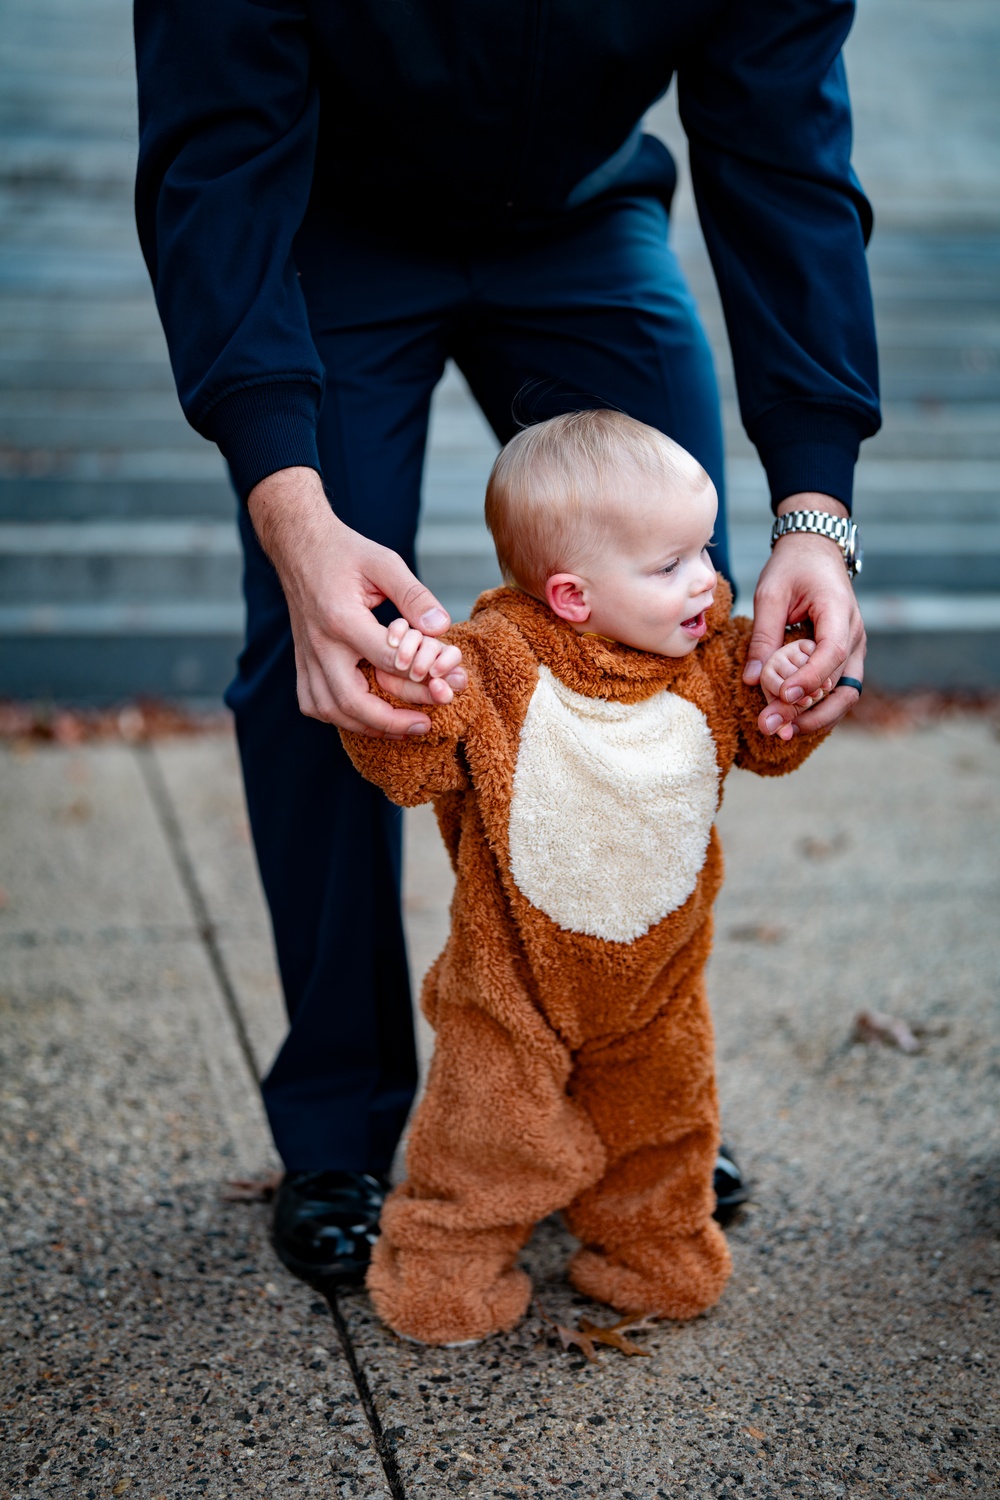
[749,404,873,514]
[200,381,323,502]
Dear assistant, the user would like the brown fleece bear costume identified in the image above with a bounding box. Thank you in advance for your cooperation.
[342,579,824,1346]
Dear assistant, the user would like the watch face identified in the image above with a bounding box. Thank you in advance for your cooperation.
[849,524,863,577]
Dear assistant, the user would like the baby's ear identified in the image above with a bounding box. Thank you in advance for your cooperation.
[545,573,590,624]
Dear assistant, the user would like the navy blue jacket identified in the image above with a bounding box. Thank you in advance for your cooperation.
[134,0,880,507]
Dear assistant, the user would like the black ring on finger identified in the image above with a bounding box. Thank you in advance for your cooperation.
[836,676,863,696]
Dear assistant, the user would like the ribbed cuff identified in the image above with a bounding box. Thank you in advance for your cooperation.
[200,380,323,501]
[749,404,872,514]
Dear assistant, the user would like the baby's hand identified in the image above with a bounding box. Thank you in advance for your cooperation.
[758,638,835,741]
[374,619,465,705]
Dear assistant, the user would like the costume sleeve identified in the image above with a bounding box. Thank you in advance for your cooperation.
[718,617,832,777]
[134,0,324,500]
[678,0,880,511]
[339,666,487,808]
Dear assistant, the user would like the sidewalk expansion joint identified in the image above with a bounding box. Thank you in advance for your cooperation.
[135,741,260,1086]
[136,740,406,1493]
[325,1291,408,1500]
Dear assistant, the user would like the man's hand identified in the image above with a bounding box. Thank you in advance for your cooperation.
[757,637,835,740]
[248,467,467,737]
[743,491,865,737]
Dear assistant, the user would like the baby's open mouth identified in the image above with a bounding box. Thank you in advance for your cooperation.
[681,611,706,631]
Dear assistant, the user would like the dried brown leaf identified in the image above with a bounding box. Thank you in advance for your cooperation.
[579,1314,655,1356]
[534,1302,599,1362]
[853,1009,921,1054]
[728,923,785,945]
[536,1303,658,1361]
[799,832,848,860]
[221,1171,283,1203]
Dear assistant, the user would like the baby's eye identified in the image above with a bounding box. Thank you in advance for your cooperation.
[659,560,679,575]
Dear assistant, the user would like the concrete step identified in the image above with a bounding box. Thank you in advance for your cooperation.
[2,0,998,699]
[0,632,242,700]
[2,509,999,698]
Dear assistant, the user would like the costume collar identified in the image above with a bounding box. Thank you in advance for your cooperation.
[471,580,734,703]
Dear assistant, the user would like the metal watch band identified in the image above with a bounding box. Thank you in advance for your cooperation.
[769,510,862,578]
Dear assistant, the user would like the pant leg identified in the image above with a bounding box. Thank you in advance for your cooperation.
[225,222,461,1172]
[563,964,731,1319]
[455,187,732,586]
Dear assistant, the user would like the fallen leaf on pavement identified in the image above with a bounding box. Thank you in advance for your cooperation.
[536,1303,657,1360]
[853,1009,921,1054]
[799,833,849,860]
[579,1314,655,1356]
[728,923,785,944]
[222,1171,283,1202]
[535,1303,598,1361]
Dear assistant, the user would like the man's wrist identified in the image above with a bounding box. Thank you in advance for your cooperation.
[775,491,849,521]
[247,466,337,566]
[770,497,862,579]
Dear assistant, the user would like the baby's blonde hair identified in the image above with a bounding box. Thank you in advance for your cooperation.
[485,410,710,598]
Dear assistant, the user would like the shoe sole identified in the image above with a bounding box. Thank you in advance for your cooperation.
[396,1331,485,1348]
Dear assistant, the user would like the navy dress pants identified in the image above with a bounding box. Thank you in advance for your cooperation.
[225,180,729,1173]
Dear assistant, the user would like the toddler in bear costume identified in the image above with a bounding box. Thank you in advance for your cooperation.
[342,411,831,1346]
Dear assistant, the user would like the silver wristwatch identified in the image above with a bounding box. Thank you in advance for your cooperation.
[770,510,863,578]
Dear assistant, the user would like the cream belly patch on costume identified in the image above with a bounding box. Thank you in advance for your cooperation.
[508,666,720,943]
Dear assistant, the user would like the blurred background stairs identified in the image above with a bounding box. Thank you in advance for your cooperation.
[1,0,998,699]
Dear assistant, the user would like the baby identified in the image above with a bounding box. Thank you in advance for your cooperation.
[342,410,830,1346]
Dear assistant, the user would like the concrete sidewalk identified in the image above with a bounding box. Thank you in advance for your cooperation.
[1,714,998,1498]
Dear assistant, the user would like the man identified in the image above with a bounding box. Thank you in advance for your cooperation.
[134,0,878,1285]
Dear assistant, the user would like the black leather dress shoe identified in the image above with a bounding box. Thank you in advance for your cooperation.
[271,1170,389,1287]
[713,1145,749,1226]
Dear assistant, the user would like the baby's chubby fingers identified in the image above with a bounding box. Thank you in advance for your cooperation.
[415,637,464,682]
[384,620,464,685]
[758,636,816,700]
[385,619,424,674]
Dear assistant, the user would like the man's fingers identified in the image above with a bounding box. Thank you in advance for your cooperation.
[778,634,849,703]
[371,548,451,635]
[301,647,434,736]
[744,590,791,684]
[787,646,864,735]
[759,699,799,736]
[778,603,863,704]
[374,668,452,706]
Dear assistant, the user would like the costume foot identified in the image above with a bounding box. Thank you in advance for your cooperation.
[568,1220,731,1319]
[367,1214,532,1346]
[271,1170,387,1287]
[713,1144,749,1226]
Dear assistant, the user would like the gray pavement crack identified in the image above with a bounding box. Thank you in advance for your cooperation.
[134,741,258,1085]
[135,740,406,1497]
[326,1291,408,1500]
